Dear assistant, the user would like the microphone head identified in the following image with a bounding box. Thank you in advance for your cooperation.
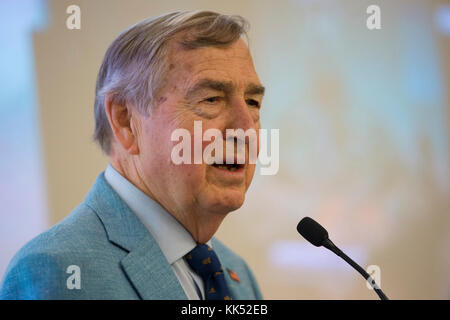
[297,217,329,247]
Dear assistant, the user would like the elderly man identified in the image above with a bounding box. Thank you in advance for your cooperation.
[0,10,264,300]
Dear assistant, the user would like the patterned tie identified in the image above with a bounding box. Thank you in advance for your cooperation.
[185,244,232,300]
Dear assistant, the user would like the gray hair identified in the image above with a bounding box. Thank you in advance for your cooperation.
[93,10,250,154]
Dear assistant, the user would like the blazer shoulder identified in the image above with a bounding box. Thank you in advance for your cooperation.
[0,203,111,299]
[15,203,106,259]
[0,251,67,299]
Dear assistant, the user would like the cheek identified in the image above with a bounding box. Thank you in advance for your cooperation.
[171,163,207,196]
[257,131,260,155]
[246,163,256,188]
[139,119,182,178]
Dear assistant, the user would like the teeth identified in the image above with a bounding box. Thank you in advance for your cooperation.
[214,164,238,171]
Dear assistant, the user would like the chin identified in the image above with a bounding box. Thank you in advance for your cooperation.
[203,188,246,215]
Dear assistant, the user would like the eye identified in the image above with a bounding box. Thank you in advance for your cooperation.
[246,99,260,108]
[202,96,222,104]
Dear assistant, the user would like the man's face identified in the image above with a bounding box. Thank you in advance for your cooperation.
[134,38,264,219]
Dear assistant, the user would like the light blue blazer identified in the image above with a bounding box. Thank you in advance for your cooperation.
[0,173,263,300]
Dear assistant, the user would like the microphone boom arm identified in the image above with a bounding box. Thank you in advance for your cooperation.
[323,239,389,300]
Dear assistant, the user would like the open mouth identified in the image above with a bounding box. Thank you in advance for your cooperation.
[211,162,245,172]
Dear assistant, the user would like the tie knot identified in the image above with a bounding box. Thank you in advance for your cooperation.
[185,244,223,278]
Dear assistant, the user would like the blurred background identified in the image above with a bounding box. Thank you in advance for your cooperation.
[0,0,449,299]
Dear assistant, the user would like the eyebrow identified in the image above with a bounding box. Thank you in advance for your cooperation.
[245,83,265,96]
[186,78,265,98]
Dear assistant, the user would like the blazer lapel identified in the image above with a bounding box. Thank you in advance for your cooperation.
[84,172,187,300]
[120,233,187,300]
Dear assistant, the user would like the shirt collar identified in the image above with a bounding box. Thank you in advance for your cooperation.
[104,164,211,264]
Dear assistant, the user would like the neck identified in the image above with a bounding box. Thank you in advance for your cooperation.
[176,210,226,244]
[109,157,224,244]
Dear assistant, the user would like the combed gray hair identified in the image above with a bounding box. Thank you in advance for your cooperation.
[93,10,250,154]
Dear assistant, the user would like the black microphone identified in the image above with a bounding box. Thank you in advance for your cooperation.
[296,216,389,300]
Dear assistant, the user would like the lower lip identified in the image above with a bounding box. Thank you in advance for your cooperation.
[210,165,246,179]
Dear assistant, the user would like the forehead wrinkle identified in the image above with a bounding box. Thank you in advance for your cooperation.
[186,78,234,98]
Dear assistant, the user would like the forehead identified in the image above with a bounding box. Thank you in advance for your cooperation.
[166,38,260,89]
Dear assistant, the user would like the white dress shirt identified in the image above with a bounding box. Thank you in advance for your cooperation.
[104,164,210,300]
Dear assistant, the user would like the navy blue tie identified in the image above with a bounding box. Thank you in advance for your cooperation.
[185,244,232,300]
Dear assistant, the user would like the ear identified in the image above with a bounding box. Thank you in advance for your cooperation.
[104,94,140,155]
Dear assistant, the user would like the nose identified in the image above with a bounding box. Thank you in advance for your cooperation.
[226,97,257,132]
[221,97,260,164]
